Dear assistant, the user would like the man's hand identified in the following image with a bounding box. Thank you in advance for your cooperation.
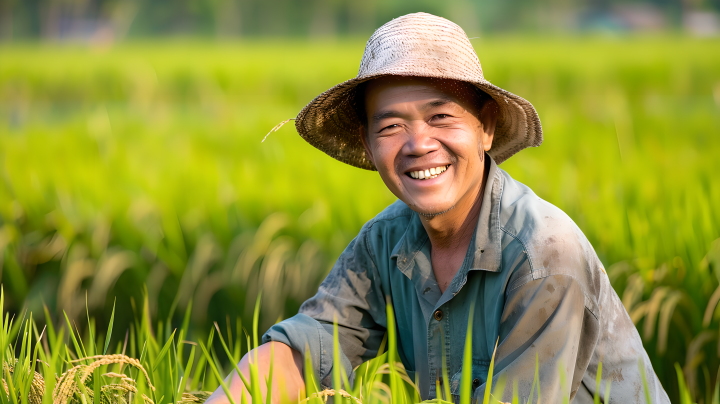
[204,342,305,404]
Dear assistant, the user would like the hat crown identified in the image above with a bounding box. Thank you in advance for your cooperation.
[358,12,485,81]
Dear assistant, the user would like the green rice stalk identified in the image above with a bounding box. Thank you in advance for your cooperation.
[439,329,451,402]
[197,341,236,404]
[385,299,404,404]
[460,301,475,404]
[593,361,603,404]
[604,379,612,404]
[304,347,319,398]
[265,343,274,404]
[640,359,653,404]
[250,294,262,401]
[212,323,252,393]
[177,345,196,396]
[674,363,692,404]
[483,337,499,404]
[558,360,569,404]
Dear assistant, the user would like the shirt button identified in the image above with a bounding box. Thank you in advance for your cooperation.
[434,309,443,321]
[472,378,480,388]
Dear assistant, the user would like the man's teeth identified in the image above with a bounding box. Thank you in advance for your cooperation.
[409,165,448,180]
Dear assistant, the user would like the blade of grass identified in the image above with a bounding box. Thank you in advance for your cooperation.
[22,325,43,404]
[152,329,177,372]
[41,327,64,404]
[460,300,476,404]
[440,328,451,402]
[253,292,262,351]
[712,365,720,404]
[266,342,274,404]
[177,344,196,395]
[4,363,18,404]
[177,300,193,365]
[594,361,603,404]
[249,295,262,402]
[535,353,541,402]
[63,312,86,363]
[213,322,252,391]
[332,315,342,393]
[674,362,692,404]
[103,298,116,355]
[524,354,538,404]
[641,359,653,404]
[558,360,569,404]
[490,373,507,404]
[483,337,499,404]
[198,340,237,404]
[42,304,56,351]
[604,380,612,404]
[0,287,8,404]
[385,299,403,404]
[189,350,206,391]
[74,372,90,404]
[304,346,320,396]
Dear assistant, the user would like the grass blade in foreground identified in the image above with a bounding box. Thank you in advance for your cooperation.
[460,301,475,404]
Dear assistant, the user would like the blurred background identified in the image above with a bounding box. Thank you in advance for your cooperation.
[2,0,720,39]
[1,0,719,402]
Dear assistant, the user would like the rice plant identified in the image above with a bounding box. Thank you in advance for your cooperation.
[0,284,716,403]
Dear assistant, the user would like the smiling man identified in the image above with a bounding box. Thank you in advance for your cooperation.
[208,13,669,403]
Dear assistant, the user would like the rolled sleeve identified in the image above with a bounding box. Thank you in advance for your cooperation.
[262,227,387,388]
[262,313,353,388]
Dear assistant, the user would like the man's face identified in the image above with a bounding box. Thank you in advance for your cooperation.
[360,76,497,216]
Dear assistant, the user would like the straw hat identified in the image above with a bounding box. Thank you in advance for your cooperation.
[294,12,543,170]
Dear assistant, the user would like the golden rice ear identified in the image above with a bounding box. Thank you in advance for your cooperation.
[293,12,542,169]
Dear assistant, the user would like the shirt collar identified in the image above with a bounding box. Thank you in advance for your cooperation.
[391,155,504,274]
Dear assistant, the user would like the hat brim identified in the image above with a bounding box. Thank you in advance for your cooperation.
[294,72,542,170]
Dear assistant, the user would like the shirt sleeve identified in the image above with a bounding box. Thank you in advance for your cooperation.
[262,227,387,388]
[474,273,598,403]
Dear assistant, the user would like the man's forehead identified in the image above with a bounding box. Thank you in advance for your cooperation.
[365,76,476,97]
[363,76,482,117]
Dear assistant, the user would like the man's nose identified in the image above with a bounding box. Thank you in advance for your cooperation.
[402,122,440,157]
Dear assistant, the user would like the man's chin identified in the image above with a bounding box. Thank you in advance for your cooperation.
[412,204,456,218]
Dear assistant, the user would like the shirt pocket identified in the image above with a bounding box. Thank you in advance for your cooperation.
[449,359,491,398]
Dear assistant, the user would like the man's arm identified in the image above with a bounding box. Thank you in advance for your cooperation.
[205,342,305,404]
[476,274,597,402]
[261,228,388,388]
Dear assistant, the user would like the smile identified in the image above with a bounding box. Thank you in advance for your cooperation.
[407,165,450,180]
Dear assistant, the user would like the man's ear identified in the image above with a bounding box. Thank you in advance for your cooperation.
[479,99,499,152]
[359,126,376,166]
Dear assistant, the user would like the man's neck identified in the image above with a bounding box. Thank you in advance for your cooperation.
[420,158,489,293]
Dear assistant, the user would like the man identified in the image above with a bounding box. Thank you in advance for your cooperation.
[208,13,669,403]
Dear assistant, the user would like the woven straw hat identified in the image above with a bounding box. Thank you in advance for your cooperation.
[294,12,542,170]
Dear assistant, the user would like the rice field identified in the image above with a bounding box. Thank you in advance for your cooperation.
[0,36,719,402]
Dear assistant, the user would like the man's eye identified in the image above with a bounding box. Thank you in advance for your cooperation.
[432,114,450,120]
[380,124,399,132]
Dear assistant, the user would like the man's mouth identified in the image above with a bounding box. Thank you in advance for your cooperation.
[407,165,450,180]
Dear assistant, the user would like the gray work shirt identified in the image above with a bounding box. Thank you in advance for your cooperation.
[263,157,669,403]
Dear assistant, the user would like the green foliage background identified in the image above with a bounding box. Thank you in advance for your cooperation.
[1,37,719,402]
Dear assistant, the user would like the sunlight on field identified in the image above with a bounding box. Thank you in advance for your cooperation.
[0,37,719,401]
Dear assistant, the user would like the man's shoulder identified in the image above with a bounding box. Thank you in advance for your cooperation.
[355,200,415,254]
[498,169,604,306]
[364,199,415,230]
[498,169,582,241]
